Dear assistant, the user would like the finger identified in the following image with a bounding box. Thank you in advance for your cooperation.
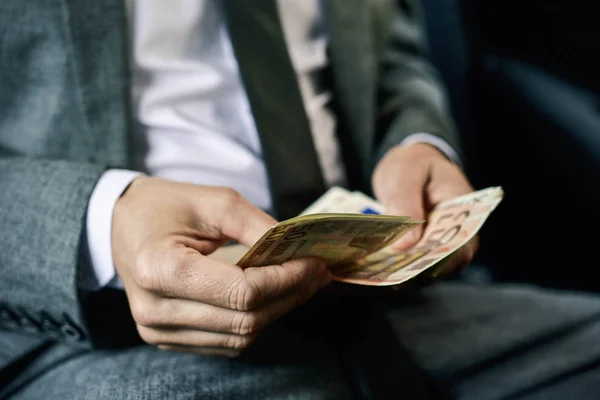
[141,249,330,311]
[158,344,241,358]
[136,287,324,335]
[383,173,428,250]
[426,162,474,208]
[391,224,424,251]
[136,248,244,303]
[199,188,278,248]
[242,257,331,308]
[374,156,429,250]
[138,325,256,351]
[170,234,228,256]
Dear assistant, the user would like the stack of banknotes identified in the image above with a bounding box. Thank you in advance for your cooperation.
[210,187,504,287]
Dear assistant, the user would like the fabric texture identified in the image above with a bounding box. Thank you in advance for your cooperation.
[0,0,131,347]
[4,282,600,399]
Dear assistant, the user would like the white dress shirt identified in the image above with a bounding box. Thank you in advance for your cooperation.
[82,0,459,290]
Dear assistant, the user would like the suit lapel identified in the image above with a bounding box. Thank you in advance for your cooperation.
[63,0,131,167]
[325,0,377,182]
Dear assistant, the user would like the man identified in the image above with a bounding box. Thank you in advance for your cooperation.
[2,0,600,399]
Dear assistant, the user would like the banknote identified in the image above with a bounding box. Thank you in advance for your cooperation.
[300,187,385,215]
[237,213,423,269]
[213,186,503,289]
[304,190,382,215]
[331,187,504,286]
[299,186,352,215]
[345,191,385,215]
[210,187,361,265]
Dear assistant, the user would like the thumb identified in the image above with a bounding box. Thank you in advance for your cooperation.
[387,191,426,250]
[377,170,428,250]
[244,257,331,307]
[208,189,278,248]
[373,147,431,250]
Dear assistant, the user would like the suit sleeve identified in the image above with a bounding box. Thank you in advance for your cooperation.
[373,0,462,167]
[0,155,134,347]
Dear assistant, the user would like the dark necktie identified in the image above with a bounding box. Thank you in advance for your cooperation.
[221,0,326,220]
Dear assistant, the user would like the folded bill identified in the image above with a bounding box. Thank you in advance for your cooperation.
[237,213,423,269]
[211,186,503,289]
[332,187,504,286]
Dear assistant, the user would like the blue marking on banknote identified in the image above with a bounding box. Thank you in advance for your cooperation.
[361,207,380,215]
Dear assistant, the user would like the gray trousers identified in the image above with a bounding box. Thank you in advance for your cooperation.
[3,282,600,399]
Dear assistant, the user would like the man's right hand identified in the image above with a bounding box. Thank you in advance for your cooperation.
[111,177,331,357]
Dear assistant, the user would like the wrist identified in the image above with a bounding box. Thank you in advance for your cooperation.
[400,133,462,167]
[83,169,143,290]
[395,142,451,162]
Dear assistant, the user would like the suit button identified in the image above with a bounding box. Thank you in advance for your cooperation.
[60,323,81,342]
[61,323,83,341]
[40,311,62,338]
[61,314,85,341]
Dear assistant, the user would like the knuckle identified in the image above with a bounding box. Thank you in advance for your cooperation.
[235,312,263,336]
[130,299,156,327]
[227,278,259,311]
[221,188,244,209]
[133,251,159,290]
[136,249,192,296]
[136,325,160,345]
[166,256,193,284]
[241,284,260,310]
[226,334,255,350]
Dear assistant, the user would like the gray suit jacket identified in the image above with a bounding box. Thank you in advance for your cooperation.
[0,0,459,357]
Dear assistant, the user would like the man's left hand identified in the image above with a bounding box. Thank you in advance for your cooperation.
[372,143,479,277]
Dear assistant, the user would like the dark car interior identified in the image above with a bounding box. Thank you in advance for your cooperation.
[421,0,600,291]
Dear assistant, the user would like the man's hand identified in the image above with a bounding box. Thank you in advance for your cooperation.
[372,143,479,277]
[112,177,331,357]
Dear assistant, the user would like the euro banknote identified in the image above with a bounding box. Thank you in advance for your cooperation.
[331,187,504,285]
[237,213,423,268]
[211,186,503,288]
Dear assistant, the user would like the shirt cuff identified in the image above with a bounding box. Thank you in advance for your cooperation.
[401,133,462,168]
[81,169,142,291]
